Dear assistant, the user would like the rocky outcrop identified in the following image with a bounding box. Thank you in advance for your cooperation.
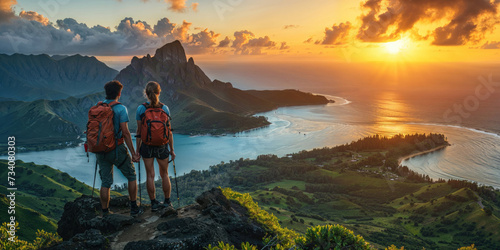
[154,40,187,64]
[49,188,267,250]
[56,195,137,241]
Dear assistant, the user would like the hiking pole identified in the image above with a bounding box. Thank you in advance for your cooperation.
[92,159,98,198]
[138,160,142,207]
[172,160,180,208]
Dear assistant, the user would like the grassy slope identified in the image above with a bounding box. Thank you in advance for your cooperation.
[158,138,500,250]
[0,193,57,241]
[0,160,122,241]
[234,163,500,249]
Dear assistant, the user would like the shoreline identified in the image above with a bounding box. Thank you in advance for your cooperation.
[398,144,449,166]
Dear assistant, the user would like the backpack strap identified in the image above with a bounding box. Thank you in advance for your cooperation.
[109,101,121,107]
[140,103,149,121]
[106,101,123,143]
[157,102,172,119]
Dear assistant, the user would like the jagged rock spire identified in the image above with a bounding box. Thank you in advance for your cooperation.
[153,40,187,64]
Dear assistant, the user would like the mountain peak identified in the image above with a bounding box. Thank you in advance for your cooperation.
[154,40,187,64]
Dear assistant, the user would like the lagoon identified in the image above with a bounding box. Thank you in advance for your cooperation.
[4,95,500,189]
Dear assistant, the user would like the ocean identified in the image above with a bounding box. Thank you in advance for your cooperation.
[3,61,500,189]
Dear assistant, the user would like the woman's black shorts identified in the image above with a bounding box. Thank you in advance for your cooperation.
[140,144,170,159]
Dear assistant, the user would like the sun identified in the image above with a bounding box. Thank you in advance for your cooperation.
[384,39,406,54]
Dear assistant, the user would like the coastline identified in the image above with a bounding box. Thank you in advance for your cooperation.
[398,144,449,166]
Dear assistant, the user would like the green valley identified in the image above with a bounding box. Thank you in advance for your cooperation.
[0,160,120,241]
[3,133,499,249]
[141,133,500,249]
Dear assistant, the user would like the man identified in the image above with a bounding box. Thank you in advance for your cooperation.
[97,80,143,217]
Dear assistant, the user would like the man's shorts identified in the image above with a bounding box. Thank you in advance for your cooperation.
[96,143,136,188]
[139,144,170,160]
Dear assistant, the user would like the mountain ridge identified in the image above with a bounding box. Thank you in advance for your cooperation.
[0,53,118,101]
[0,40,329,152]
[115,40,329,134]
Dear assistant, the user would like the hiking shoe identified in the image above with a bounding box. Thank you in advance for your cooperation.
[151,200,166,212]
[130,206,144,217]
[164,201,173,209]
[102,210,113,218]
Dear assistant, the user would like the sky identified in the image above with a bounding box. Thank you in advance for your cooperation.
[1,0,500,64]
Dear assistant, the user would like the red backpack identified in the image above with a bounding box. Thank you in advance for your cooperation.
[86,101,122,153]
[140,103,171,146]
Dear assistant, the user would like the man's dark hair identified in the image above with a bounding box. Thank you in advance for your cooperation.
[104,80,123,100]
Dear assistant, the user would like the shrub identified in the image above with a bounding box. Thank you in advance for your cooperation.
[0,222,61,250]
[206,242,258,250]
[457,244,477,250]
[295,224,372,250]
[385,245,404,250]
[220,187,298,248]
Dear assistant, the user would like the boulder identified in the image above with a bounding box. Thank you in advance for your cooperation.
[46,229,109,250]
[57,195,136,241]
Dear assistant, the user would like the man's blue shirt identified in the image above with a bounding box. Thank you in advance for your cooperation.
[101,99,129,138]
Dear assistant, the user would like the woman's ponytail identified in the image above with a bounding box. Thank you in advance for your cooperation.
[145,81,161,108]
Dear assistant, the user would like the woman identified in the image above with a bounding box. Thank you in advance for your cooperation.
[135,81,175,211]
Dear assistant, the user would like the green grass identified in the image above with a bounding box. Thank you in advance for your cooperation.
[0,160,123,241]
[0,193,57,241]
[233,163,499,249]
[263,180,307,190]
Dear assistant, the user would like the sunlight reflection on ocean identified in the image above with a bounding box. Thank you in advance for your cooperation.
[3,92,500,189]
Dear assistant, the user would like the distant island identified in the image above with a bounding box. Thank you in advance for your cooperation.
[0,41,330,154]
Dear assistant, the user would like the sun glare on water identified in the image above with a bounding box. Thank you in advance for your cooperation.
[384,39,406,54]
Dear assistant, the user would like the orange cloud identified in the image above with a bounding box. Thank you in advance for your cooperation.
[316,22,352,45]
[356,0,499,45]
[231,30,281,55]
[166,0,199,13]
[172,20,192,42]
[19,11,50,26]
[0,0,16,23]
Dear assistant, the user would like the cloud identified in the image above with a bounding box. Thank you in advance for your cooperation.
[316,22,352,45]
[218,36,230,47]
[279,42,290,50]
[0,3,283,56]
[172,20,191,42]
[356,0,500,45]
[0,13,222,55]
[0,0,16,23]
[481,41,500,49]
[19,10,49,26]
[231,30,280,55]
[246,36,276,47]
[154,18,176,37]
[284,25,299,29]
[191,3,198,12]
[166,0,187,12]
[185,28,219,53]
[232,30,254,48]
[304,37,313,43]
[125,0,199,13]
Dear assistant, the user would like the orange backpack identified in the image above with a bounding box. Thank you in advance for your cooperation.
[140,103,171,146]
[86,101,122,153]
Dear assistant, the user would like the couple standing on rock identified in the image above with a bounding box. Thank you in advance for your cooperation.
[87,80,175,217]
